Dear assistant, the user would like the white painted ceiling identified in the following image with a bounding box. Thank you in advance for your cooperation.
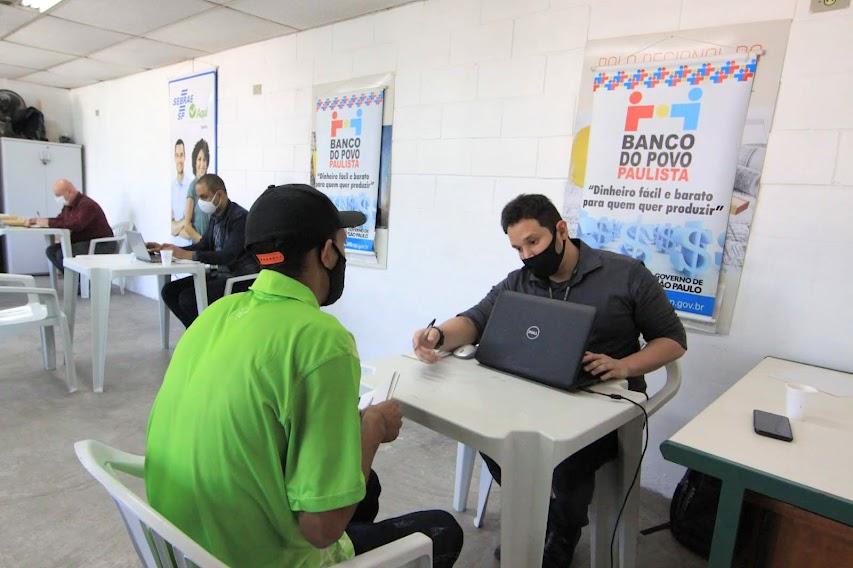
[0,0,414,90]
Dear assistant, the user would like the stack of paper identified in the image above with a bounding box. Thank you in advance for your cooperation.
[0,214,27,227]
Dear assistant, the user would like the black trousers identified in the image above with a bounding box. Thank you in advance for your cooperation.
[481,432,618,564]
[346,471,463,568]
[45,240,117,273]
[161,274,253,329]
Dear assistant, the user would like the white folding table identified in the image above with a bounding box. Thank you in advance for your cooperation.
[363,355,681,567]
[0,226,72,291]
[63,254,208,392]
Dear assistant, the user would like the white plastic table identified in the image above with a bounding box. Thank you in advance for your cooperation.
[0,226,72,291]
[662,357,853,567]
[63,254,208,392]
[363,355,678,567]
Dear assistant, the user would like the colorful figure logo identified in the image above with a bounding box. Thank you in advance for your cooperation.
[331,108,364,138]
[624,87,703,132]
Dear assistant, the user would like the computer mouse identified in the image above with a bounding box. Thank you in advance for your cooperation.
[453,344,477,359]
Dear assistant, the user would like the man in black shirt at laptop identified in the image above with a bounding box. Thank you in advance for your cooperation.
[149,174,256,328]
[412,194,687,566]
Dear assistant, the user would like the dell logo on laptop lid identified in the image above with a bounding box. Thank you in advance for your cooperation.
[525,325,540,340]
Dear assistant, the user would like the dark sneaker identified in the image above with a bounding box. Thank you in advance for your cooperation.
[541,530,580,567]
[493,532,577,567]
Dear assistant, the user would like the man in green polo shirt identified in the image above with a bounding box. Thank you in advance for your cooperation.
[146,184,462,568]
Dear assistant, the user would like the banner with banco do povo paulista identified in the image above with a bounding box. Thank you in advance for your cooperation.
[579,54,757,319]
[312,89,384,253]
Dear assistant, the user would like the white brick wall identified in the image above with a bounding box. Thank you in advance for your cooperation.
[435,175,496,214]
[762,130,839,185]
[512,7,590,56]
[836,131,853,185]
[543,50,585,94]
[396,30,451,71]
[351,43,398,76]
[71,0,853,500]
[471,138,538,177]
[501,94,575,137]
[332,17,374,52]
[588,0,681,40]
[679,0,797,29]
[481,0,550,23]
[450,20,513,64]
[441,99,503,139]
[392,105,443,140]
[419,139,472,175]
[478,56,547,98]
[782,12,853,76]
[774,72,853,129]
[537,136,573,179]
[420,65,478,104]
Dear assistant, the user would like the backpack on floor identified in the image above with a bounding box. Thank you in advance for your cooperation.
[669,469,721,558]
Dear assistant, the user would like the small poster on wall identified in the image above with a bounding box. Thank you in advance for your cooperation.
[312,89,385,254]
[168,70,217,246]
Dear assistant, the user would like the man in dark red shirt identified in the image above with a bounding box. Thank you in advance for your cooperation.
[27,178,115,273]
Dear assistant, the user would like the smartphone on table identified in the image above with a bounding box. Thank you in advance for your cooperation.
[753,409,793,442]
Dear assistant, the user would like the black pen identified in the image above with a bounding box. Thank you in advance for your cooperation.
[423,318,436,344]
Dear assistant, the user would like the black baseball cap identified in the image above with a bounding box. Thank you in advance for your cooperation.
[245,184,366,266]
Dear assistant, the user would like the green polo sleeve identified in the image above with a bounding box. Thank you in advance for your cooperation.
[284,354,366,513]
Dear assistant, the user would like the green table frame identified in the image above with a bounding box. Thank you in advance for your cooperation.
[661,440,853,567]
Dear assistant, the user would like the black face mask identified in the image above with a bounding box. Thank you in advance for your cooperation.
[522,232,565,280]
[321,243,346,306]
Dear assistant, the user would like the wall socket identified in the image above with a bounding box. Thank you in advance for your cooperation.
[811,0,850,12]
[252,84,262,95]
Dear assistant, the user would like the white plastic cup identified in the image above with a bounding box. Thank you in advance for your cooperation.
[160,248,173,266]
[785,382,818,421]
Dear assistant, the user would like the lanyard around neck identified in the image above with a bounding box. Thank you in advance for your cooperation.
[548,285,570,302]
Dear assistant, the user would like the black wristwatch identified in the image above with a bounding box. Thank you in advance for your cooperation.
[434,327,446,349]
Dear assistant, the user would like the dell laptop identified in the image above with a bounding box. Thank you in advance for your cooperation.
[475,291,597,391]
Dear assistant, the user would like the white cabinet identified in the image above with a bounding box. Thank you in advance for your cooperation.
[0,139,83,274]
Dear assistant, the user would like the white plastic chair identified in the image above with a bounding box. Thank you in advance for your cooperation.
[80,221,134,298]
[453,361,683,563]
[223,273,259,296]
[0,273,77,392]
[75,440,432,568]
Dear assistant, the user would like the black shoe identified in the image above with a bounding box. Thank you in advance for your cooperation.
[541,531,579,568]
[493,532,577,567]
